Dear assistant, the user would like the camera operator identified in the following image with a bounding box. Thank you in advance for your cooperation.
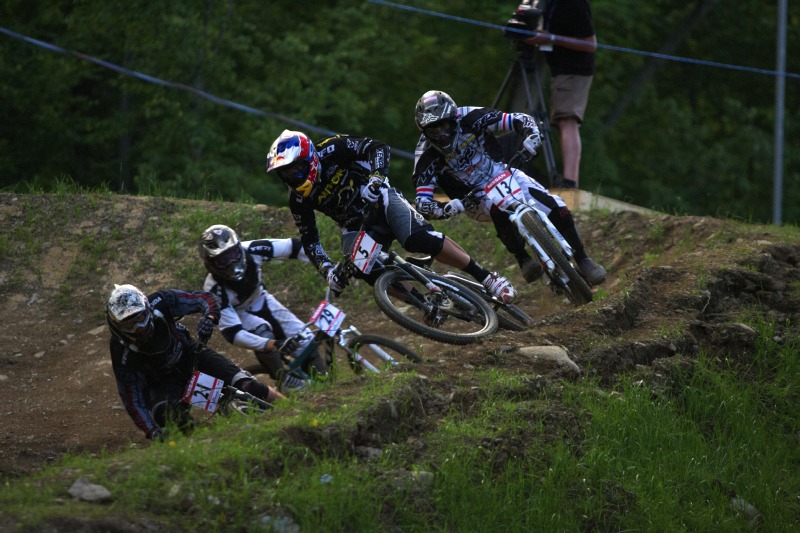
[509,0,597,189]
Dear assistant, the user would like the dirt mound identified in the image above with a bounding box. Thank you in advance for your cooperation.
[1,194,798,479]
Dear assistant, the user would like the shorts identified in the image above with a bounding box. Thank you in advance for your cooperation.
[550,74,593,124]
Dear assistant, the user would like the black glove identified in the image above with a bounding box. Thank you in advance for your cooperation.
[279,336,300,355]
[195,315,216,343]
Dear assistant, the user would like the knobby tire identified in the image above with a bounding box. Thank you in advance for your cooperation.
[346,334,421,373]
[520,211,593,306]
[373,270,498,345]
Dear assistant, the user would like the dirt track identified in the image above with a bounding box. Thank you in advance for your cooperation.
[2,194,798,479]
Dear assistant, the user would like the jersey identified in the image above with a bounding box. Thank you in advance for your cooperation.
[202,238,307,351]
[413,106,539,218]
[288,134,391,270]
[109,289,219,438]
[544,0,595,77]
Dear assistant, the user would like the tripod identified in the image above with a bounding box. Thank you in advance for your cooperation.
[492,44,560,186]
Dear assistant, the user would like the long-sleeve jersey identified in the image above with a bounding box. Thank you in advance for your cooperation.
[202,238,307,350]
[413,107,538,219]
[109,289,219,438]
[288,134,391,270]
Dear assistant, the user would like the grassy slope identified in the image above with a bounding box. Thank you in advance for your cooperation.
[1,192,798,531]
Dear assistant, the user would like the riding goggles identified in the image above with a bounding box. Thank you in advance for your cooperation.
[117,309,152,334]
[276,159,311,188]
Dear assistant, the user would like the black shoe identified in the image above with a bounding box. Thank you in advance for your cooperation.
[520,257,543,283]
[577,257,607,285]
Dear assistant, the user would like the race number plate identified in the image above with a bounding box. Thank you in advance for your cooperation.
[183,370,224,413]
[351,231,381,274]
[484,169,522,209]
[310,299,346,337]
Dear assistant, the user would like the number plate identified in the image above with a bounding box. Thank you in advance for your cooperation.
[183,370,224,412]
[350,231,381,274]
[484,169,522,209]
[310,300,346,337]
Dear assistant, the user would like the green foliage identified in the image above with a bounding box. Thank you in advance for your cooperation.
[0,0,797,223]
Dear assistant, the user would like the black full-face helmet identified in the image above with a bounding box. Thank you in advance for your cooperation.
[199,224,246,281]
[106,284,154,343]
[415,90,460,150]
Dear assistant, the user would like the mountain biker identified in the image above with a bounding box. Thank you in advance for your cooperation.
[106,284,282,441]
[412,90,606,286]
[264,129,518,304]
[198,224,328,393]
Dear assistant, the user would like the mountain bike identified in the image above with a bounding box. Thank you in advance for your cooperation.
[335,231,499,345]
[463,151,593,307]
[256,287,421,379]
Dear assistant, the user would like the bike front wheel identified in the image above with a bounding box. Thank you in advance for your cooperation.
[373,270,498,345]
[345,334,421,374]
[520,211,593,306]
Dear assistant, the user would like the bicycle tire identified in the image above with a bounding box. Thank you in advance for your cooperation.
[345,334,421,374]
[373,270,498,345]
[520,211,593,306]
[494,302,533,331]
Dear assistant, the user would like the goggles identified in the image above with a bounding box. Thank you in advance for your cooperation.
[211,245,243,271]
[118,309,152,334]
[423,119,457,142]
[276,160,311,188]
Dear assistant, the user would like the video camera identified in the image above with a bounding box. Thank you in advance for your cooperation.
[503,0,546,42]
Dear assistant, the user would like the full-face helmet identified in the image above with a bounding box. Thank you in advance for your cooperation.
[199,224,247,281]
[415,90,460,150]
[107,284,154,342]
[266,130,320,197]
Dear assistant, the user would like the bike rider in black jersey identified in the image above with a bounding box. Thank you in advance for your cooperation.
[265,130,518,304]
[412,90,606,286]
[107,284,282,441]
[199,224,328,393]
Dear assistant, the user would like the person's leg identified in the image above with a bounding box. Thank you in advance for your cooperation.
[550,75,592,189]
[558,117,582,187]
[386,188,517,303]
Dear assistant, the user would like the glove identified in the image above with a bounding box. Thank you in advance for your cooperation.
[279,336,300,355]
[442,199,465,218]
[195,315,216,343]
[321,263,348,294]
[361,173,385,203]
[522,132,541,157]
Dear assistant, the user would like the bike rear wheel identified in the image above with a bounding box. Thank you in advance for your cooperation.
[520,211,593,306]
[346,334,421,374]
[373,270,498,345]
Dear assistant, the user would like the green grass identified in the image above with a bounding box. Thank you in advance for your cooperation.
[3,192,800,531]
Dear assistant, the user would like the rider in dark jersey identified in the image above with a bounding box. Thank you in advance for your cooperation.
[412,90,606,286]
[265,130,518,304]
[107,284,281,440]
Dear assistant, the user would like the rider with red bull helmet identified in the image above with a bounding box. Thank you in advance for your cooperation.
[412,90,606,286]
[265,129,518,304]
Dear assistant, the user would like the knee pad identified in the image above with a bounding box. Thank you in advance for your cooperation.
[403,230,445,256]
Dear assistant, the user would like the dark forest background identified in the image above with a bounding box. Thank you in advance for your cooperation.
[1,1,798,223]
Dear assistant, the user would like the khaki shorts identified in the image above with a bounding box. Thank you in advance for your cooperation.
[550,74,593,124]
